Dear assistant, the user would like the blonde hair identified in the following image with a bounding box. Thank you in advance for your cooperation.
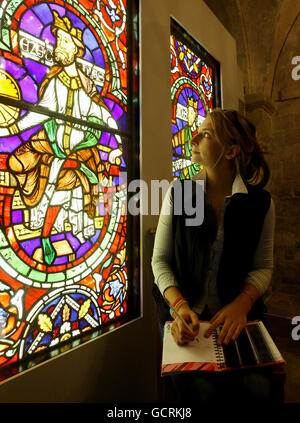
[207,107,270,189]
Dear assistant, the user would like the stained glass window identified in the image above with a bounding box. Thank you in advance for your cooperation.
[0,0,139,377]
[171,19,221,180]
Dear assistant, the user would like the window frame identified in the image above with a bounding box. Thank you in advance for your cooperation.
[171,18,221,110]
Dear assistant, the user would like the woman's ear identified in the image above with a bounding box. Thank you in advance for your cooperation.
[225,144,240,159]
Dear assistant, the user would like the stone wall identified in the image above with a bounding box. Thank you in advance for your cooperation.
[270,107,300,296]
[260,2,300,300]
[204,0,300,315]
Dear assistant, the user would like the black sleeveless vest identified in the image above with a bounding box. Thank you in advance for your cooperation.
[153,179,271,324]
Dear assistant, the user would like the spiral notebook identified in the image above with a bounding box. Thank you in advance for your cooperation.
[162,320,285,375]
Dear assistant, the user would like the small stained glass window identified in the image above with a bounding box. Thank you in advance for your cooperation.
[171,19,221,180]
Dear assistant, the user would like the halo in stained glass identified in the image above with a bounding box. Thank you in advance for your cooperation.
[0,69,21,126]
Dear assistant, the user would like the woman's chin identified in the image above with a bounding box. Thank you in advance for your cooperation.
[191,155,201,165]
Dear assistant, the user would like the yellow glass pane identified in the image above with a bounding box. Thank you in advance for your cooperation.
[0,69,20,126]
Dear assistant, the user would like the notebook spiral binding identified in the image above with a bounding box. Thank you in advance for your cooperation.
[212,328,226,369]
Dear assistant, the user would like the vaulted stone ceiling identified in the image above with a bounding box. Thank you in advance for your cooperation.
[203,0,300,100]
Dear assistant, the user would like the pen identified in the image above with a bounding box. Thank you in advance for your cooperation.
[169,302,194,335]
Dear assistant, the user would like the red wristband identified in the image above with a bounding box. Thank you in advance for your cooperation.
[172,296,185,308]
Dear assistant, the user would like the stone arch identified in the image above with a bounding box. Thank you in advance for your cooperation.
[265,1,300,100]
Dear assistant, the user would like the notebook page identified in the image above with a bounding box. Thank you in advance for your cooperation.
[257,321,284,362]
[162,321,219,365]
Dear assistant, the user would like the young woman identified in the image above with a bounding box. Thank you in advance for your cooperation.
[152,108,275,403]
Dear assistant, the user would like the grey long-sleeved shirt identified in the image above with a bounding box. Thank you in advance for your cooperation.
[151,169,275,315]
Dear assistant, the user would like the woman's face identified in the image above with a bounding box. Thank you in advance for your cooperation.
[189,116,224,168]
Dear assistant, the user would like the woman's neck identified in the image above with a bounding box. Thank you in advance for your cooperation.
[205,164,236,197]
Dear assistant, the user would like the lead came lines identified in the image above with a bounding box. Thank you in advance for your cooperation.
[65,295,98,327]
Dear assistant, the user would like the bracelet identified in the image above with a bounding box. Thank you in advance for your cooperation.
[169,299,189,320]
[172,296,185,309]
[174,299,188,311]
[241,290,255,305]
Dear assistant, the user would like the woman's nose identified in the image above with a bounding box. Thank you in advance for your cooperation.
[190,134,199,146]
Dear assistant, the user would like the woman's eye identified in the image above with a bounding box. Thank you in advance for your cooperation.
[203,132,210,138]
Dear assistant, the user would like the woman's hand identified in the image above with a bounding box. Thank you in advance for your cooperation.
[205,294,252,345]
[171,303,200,346]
